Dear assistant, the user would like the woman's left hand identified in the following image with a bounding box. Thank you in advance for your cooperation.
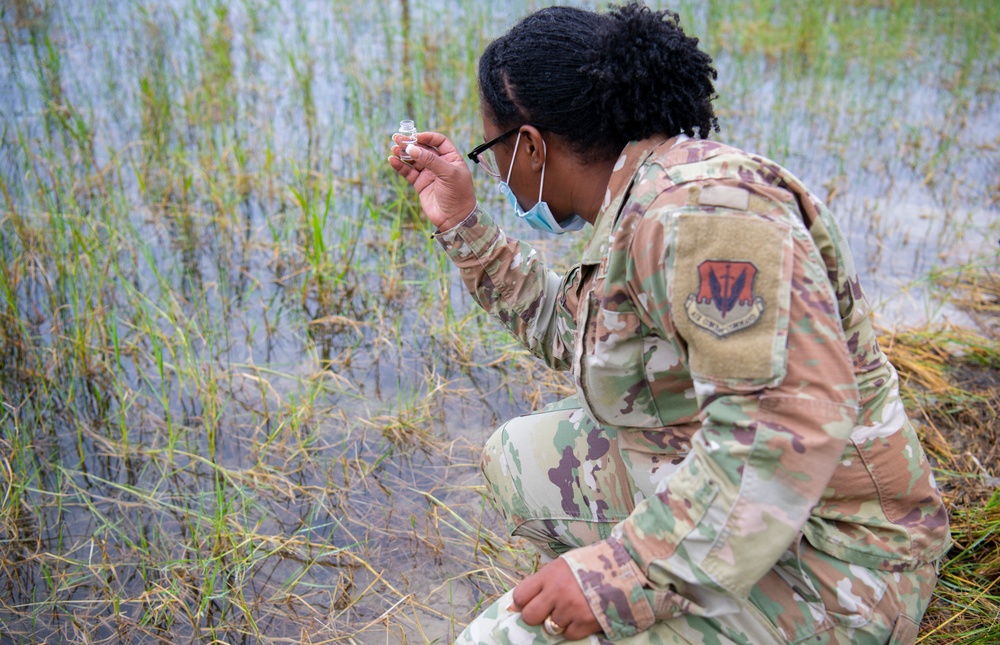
[510,558,602,640]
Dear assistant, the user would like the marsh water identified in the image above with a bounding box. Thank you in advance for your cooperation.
[1,0,997,642]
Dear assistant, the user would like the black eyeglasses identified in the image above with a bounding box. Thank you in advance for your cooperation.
[466,126,523,178]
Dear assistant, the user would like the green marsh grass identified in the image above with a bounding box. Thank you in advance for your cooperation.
[0,0,997,642]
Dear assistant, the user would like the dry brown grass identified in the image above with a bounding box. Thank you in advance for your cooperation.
[882,268,1000,643]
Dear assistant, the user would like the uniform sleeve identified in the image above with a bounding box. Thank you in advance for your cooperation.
[560,196,861,639]
[434,204,578,370]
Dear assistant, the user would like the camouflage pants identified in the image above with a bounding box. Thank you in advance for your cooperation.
[459,397,937,644]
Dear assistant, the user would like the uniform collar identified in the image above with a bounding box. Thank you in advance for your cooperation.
[581,135,687,265]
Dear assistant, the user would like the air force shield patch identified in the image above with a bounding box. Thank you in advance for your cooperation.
[684,260,765,337]
[672,212,790,382]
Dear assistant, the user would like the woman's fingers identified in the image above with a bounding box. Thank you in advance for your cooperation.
[402,144,444,174]
[388,136,447,182]
[413,130,459,157]
[387,154,418,182]
[509,570,540,613]
[509,559,603,639]
[386,130,477,230]
[514,580,555,628]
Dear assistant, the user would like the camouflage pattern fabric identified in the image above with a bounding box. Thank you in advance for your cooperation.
[435,136,950,643]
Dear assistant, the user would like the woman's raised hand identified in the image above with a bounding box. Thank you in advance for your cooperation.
[388,131,478,232]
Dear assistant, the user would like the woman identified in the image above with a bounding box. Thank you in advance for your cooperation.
[388,3,950,644]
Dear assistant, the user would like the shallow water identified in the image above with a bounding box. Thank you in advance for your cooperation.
[0,0,997,642]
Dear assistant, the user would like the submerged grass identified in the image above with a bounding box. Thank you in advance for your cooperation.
[0,0,998,642]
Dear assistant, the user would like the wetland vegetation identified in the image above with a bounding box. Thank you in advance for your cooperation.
[0,0,997,642]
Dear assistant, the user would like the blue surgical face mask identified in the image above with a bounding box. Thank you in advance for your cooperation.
[499,132,586,234]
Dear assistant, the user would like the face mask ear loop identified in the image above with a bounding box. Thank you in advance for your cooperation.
[504,131,522,185]
[537,138,546,204]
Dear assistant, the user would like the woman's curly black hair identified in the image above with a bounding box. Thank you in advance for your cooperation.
[478,2,719,162]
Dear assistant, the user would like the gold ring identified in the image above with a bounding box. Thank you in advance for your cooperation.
[543,615,565,636]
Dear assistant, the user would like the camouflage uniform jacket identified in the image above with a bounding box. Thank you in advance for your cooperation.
[434,136,950,640]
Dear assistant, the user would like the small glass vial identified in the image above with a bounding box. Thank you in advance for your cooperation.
[397,119,417,161]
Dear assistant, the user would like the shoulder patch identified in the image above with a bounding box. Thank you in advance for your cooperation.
[685,260,765,337]
[670,212,793,386]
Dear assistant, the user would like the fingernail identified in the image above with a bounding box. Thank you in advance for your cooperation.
[405,144,419,158]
